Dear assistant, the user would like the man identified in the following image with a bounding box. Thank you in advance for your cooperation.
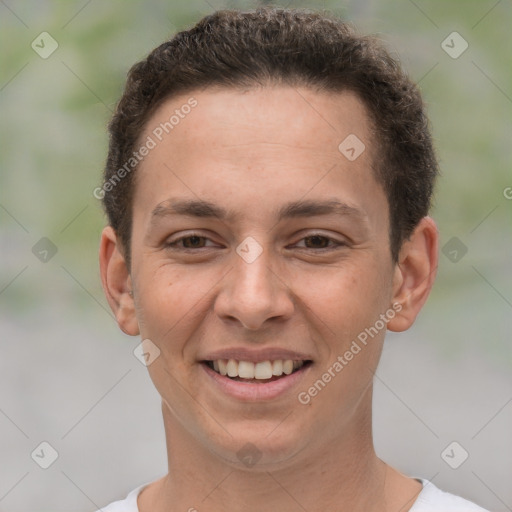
[97,7,489,511]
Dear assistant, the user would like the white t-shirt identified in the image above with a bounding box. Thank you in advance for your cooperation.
[96,478,489,511]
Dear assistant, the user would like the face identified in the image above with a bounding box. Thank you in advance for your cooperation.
[101,86,434,469]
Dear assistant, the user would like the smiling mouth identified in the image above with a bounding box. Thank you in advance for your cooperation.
[203,359,313,383]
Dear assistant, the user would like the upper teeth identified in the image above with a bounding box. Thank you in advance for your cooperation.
[211,359,305,379]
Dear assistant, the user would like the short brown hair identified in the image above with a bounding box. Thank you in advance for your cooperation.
[103,7,438,266]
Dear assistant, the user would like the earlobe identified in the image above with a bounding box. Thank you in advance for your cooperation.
[387,217,438,332]
[99,226,140,336]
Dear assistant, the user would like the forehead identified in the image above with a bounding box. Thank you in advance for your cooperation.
[141,86,373,160]
[132,86,386,228]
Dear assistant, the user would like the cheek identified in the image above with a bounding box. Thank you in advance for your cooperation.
[291,257,390,338]
[133,263,214,350]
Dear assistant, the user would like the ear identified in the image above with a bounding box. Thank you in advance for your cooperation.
[99,226,139,336]
[387,216,438,332]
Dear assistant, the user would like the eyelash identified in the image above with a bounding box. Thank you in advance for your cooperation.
[165,233,346,251]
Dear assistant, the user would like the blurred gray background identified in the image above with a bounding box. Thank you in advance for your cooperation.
[0,0,511,511]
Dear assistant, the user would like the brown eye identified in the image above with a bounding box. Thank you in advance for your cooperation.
[177,235,208,248]
[304,235,330,249]
[303,235,331,249]
[292,233,346,251]
[166,234,213,249]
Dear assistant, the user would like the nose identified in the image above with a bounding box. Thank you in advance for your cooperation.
[213,247,295,331]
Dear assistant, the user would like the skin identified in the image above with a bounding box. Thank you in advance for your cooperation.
[100,86,438,512]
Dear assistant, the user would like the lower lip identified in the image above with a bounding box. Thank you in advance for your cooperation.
[201,362,312,401]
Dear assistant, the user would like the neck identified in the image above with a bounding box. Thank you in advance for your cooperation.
[138,387,420,512]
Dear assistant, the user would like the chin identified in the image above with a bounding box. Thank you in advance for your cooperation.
[212,423,311,471]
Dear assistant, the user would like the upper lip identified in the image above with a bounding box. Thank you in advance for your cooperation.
[200,348,313,363]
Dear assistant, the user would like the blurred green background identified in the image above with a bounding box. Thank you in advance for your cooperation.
[1,1,511,511]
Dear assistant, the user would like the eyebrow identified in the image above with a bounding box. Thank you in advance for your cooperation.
[150,198,366,225]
